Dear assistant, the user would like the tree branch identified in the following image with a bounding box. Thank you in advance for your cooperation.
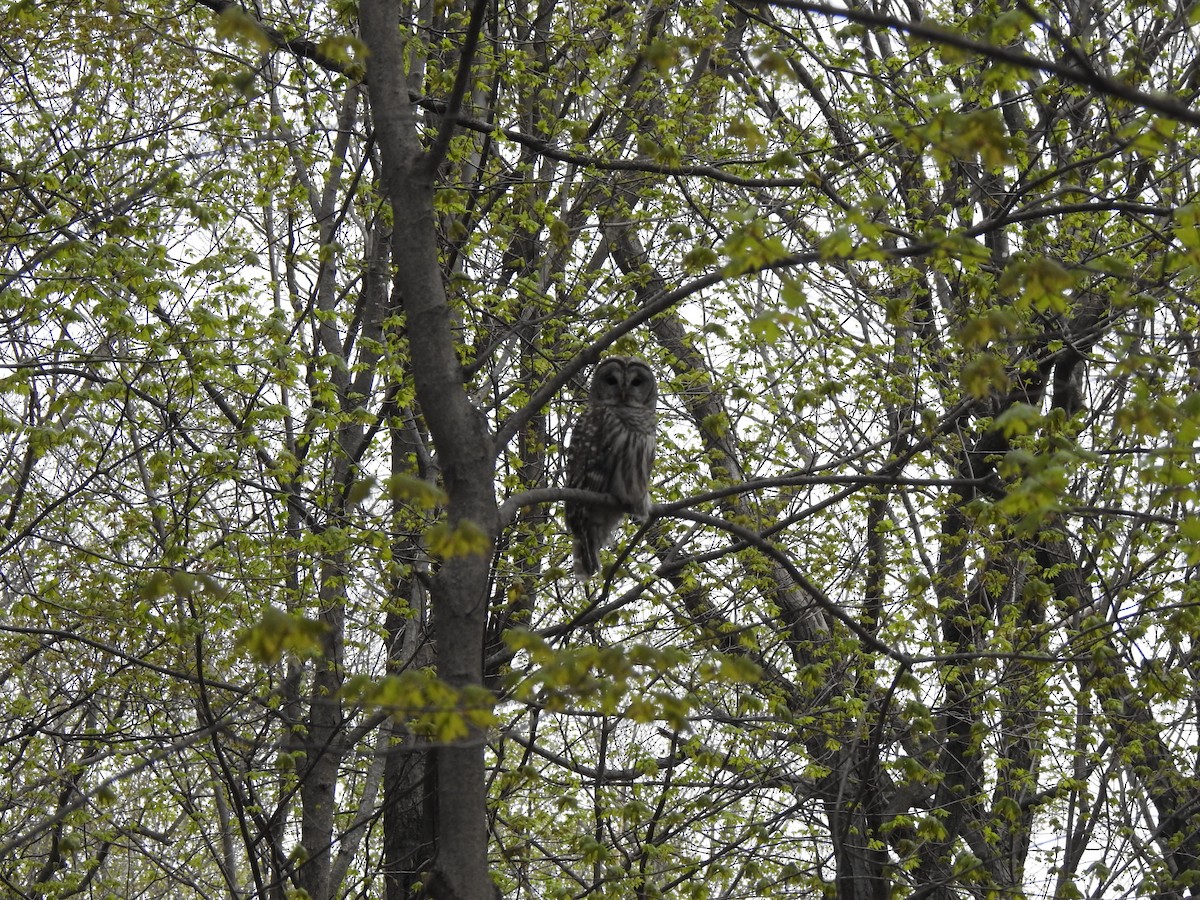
[756,0,1200,125]
[498,475,991,527]
[424,0,492,173]
[193,0,362,78]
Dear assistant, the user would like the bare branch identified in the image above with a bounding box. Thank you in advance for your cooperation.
[756,0,1200,125]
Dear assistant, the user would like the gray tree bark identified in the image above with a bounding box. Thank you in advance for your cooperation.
[361,3,499,896]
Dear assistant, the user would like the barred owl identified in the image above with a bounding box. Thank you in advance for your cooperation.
[564,356,657,579]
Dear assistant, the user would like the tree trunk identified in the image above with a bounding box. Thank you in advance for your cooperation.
[362,2,498,896]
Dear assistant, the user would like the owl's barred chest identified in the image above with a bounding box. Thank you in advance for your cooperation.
[603,404,655,431]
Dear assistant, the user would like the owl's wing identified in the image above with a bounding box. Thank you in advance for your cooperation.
[565,407,619,495]
[565,407,624,579]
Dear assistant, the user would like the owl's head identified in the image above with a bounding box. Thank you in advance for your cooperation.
[589,356,657,408]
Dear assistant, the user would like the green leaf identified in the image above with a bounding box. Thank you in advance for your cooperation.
[644,38,681,73]
[425,518,491,559]
[213,5,274,53]
[1023,257,1075,312]
[625,698,657,723]
[345,476,376,509]
[747,313,781,343]
[817,226,854,261]
[385,473,448,508]
[721,215,791,275]
[238,607,328,663]
[1181,516,1200,564]
[993,403,1041,437]
[715,653,762,684]
[317,34,368,78]
[728,116,767,152]
[961,353,1010,399]
[752,46,797,80]
[682,245,719,272]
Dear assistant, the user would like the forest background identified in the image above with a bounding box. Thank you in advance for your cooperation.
[3,0,1200,898]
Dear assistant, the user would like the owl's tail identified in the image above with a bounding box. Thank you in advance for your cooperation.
[572,534,601,580]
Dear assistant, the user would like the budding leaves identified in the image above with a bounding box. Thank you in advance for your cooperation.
[384,472,448,508]
[213,6,274,54]
[383,474,489,558]
[424,518,491,559]
[1181,517,1200,564]
[239,606,328,663]
[504,630,759,727]
[721,209,791,276]
[344,670,498,740]
[961,353,1010,399]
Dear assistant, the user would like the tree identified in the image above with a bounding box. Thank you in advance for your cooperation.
[2,0,1200,897]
